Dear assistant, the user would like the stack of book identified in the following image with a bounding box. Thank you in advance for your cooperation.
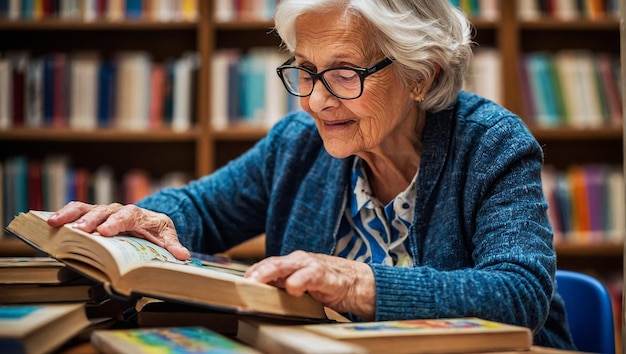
[5,211,540,353]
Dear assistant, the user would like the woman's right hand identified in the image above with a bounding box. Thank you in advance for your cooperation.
[47,201,190,261]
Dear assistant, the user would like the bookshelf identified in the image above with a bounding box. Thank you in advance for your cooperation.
[0,3,623,273]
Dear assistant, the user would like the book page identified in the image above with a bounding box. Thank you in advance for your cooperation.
[31,211,184,276]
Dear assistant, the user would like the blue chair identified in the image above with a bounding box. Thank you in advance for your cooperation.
[555,270,616,354]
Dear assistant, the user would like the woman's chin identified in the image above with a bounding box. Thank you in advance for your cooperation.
[323,143,356,159]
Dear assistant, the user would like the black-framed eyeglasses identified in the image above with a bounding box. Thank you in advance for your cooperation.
[276,56,395,100]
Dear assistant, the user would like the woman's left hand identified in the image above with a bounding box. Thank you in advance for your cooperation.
[245,251,376,321]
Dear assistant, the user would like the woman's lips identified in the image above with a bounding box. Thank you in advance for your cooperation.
[322,119,354,130]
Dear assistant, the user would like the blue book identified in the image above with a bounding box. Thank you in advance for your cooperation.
[13,156,28,215]
[43,54,56,127]
[20,0,32,19]
[125,0,142,19]
[555,173,573,238]
[526,53,559,127]
[0,0,9,18]
[227,54,241,123]
[239,53,266,124]
[97,61,116,128]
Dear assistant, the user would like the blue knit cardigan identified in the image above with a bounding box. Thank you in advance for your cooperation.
[137,91,575,348]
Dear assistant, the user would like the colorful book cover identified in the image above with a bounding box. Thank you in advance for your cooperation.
[306,317,524,338]
[91,327,260,354]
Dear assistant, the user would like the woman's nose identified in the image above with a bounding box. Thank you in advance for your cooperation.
[306,80,338,112]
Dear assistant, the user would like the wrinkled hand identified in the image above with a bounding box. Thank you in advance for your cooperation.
[47,201,190,261]
[245,251,376,320]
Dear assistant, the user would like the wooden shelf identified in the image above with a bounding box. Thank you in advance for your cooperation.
[0,19,198,30]
[518,18,620,30]
[531,127,623,140]
[556,242,624,257]
[0,127,200,142]
[214,20,274,30]
[212,126,268,141]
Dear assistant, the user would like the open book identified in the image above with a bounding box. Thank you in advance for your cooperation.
[6,210,327,320]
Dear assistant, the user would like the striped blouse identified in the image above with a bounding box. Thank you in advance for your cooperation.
[333,157,417,267]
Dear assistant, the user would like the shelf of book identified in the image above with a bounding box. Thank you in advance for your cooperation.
[0,0,622,302]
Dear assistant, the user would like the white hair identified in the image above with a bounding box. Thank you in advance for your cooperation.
[274,0,473,112]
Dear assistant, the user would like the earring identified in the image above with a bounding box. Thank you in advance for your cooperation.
[416,96,424,103]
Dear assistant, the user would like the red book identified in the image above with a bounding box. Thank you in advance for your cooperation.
[568,165,591,242]
[74,168,91,203]
[149,64,166,129]
[52,54,68,128]
[28,160,43,211]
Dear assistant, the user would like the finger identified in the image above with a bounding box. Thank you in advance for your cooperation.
[72,203,124,233]
[245,251,310,283]
[282,266,322,297]
[47,201,93,227]
[134,223,190,261]
[95,204,143,236]
[164,241,191,261]
[97,206,191,261]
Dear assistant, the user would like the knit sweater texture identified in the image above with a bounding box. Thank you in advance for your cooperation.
[137,91,575,348]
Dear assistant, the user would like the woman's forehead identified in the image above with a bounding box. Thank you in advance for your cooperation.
[294,11,377,60]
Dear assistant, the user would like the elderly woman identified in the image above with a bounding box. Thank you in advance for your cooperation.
[48,0,575,348]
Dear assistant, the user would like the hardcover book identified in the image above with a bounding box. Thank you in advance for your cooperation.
[237,317,533,354]
[0,303,90,354]
[6,210,327,320]
[0,257,81,284]
[91,326,261,354]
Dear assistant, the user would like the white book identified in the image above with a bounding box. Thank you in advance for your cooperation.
[82,0,97,21]
[93,165,115,205]
[156,0,174,21]
[214,0,235,21]
[25,58,44,128]
[115,52,151,131]
[607,168,625,243]
[8,0,20,20]
[467,48,502,105]
[0,58,13,130]
[553,51,583,128]
[211,50,230,130]
[43,155,69,212]
[554,0,580,19]
[479,0,500,21]
[516,0,541,20]
[264,50,289,128]
[172,53,197,132]
[574,52,604,128]
[69,52,100,130]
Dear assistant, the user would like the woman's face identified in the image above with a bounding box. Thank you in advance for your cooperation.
[294,10,419,159]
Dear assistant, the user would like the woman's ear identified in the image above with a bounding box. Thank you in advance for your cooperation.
[410,64,441,103]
